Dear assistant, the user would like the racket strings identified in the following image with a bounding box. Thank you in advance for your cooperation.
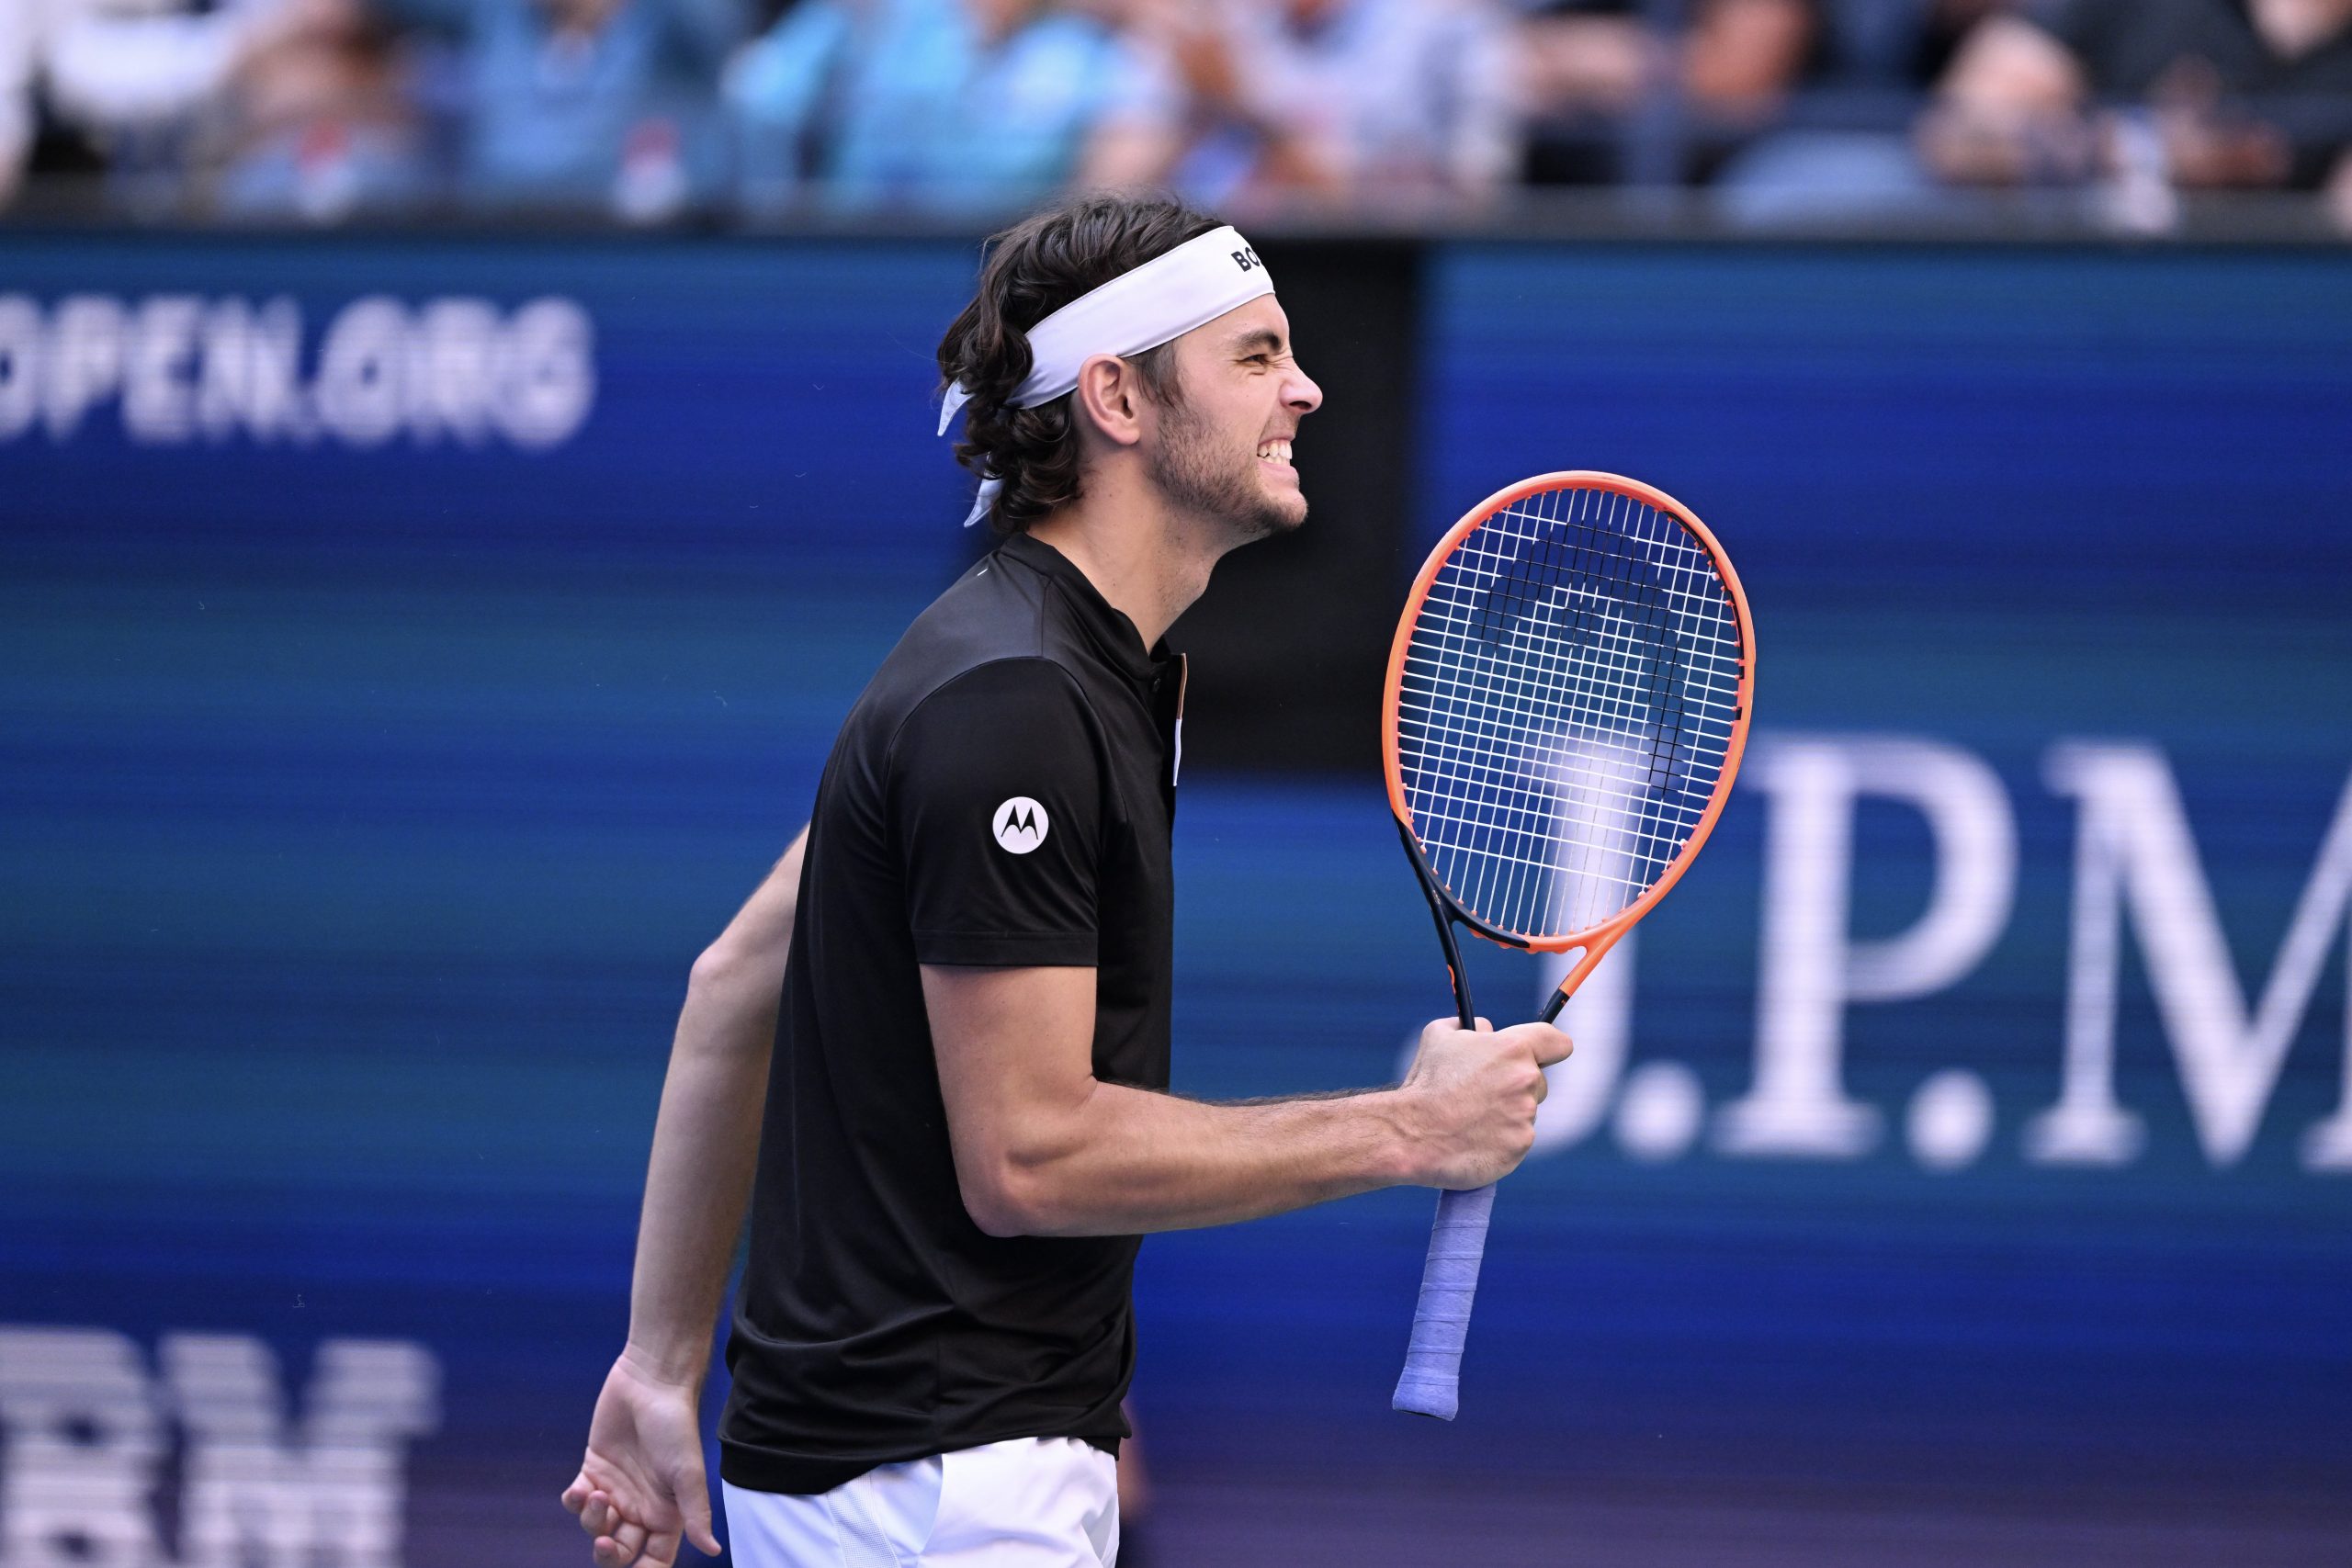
[1396,484,1743,940]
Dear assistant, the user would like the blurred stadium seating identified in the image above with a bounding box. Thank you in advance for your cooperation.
[3,0,2350,235]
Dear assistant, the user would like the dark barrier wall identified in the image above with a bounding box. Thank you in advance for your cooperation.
[3,232,2348,1566]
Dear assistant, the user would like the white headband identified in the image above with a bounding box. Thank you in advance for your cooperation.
[939,224,1274,527]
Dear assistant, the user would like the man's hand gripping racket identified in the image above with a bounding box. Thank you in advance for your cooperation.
[1385,472,1756,1420]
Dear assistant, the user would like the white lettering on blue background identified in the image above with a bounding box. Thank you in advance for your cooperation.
[0,293,595,451]
[0,1326,440,1567]
[2029,744,2352,1170]
[1492,732,2352,1175]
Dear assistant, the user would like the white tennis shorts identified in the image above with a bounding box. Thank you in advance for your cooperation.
[723,1436,1119,1567]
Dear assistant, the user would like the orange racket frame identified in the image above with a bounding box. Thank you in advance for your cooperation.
[1382,470,1757,1023]
[1385,470,1757,1421]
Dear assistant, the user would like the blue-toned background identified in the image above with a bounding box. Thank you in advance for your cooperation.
[3,233,2349,1565]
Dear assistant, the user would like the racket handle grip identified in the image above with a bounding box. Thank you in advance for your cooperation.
[1391,1183,1496,1420]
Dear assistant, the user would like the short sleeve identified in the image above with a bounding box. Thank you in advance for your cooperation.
[891,660,1105,968]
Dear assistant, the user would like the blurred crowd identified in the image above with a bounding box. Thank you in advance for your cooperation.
[4,0,2349,227]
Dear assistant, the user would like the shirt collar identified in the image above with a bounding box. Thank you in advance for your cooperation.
[996,532,1171,683]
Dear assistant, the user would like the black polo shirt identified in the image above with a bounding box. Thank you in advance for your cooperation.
[719,532,1183,1495]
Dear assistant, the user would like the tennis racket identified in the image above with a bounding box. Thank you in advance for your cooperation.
[1386,471,1755,1420]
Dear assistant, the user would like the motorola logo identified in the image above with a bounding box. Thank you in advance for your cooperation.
[992,797,1049,854]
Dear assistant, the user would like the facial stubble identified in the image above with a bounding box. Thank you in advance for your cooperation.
[1145,392,1304,545]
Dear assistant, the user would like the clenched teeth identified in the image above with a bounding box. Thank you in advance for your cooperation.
[1256,439,1294,464]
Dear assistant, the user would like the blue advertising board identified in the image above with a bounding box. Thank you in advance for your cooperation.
[2,231,2347,1565]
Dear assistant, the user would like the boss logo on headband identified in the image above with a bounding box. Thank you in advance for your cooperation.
[1231,247,1264,274]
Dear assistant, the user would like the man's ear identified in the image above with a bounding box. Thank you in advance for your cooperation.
[1071,354,1146,449]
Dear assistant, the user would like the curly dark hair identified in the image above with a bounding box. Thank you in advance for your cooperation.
[937,193,1224,536]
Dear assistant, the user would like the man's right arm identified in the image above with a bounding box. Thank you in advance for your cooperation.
[892,664,1566,1240]
[924,964,1568,1238]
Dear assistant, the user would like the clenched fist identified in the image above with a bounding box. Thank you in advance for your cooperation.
[1397,1016,1573,1190]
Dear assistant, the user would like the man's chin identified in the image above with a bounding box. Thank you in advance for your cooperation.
[1250,481,1309,539]
[1230,497,1305,545]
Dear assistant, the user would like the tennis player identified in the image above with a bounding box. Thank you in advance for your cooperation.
[561,192,1572,1568]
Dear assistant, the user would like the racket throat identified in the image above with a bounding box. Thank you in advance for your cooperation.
[1397,817,1477,1029]
[1537,929,1623,1025]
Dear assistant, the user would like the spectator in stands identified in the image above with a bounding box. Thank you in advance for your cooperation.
[13,0,298,204]
[209,0,429,218]
[389,0,748,218]
[1521,0,1825,186]
[1122,0,1516,209]
[727,0,1175,215]
[1921,0,2352,197]
[1706,0,2020,220]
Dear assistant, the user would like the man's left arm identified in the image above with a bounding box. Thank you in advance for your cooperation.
[562,829,805,1568]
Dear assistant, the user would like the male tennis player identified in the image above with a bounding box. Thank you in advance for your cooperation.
[561,192,1571,1567]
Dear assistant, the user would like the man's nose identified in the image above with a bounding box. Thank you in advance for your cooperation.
[1285,363,1324,414]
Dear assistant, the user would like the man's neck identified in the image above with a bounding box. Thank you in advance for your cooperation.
[1027,468,1227,650]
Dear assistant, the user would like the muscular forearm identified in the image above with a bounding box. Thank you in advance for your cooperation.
[623,834,804,1383]
[926,966,1562,1245]
[978,1081,1418,1237]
